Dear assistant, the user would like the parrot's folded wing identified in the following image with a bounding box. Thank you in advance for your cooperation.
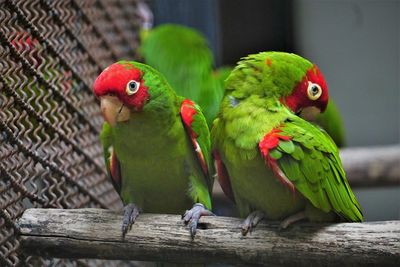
[180,99,213,191]
[259,115,363,222]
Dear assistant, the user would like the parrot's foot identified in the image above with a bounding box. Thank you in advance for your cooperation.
[182,203,215,239]
[121,203,140,238]
[279,211,306,230]
[241,210,265,236]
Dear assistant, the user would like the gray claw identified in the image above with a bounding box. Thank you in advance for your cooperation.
[182,203,214,239]
[241,210,265,236]
[122,203,140,238]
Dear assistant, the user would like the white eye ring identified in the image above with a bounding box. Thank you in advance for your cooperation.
[307,81,322,100]
[126,80,140,95]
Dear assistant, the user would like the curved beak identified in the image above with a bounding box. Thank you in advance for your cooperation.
[100,95,130,127]
[299,106,321,121]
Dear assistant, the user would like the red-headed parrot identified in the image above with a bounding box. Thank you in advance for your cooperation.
[211,52,362,234]
[93,61,213,238]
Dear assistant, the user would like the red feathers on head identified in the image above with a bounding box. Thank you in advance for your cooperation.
[283,65,329,113]
[93,63,150,110]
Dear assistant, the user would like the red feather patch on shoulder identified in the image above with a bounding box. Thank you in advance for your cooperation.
[180,99,208,176]
[181,99,197,131]
[259,129,290,157]
[259,128,295,193]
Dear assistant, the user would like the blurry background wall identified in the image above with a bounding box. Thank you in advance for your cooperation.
[293,0,399,147]
[292,0,399,221]
[149,0,399,220]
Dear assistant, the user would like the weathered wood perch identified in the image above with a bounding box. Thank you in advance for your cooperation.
[339,144,400,187]
[18,208,399,266]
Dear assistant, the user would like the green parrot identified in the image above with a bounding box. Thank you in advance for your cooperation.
[93,61,214,238]
[211,52,362,234]
[140,23,228,127]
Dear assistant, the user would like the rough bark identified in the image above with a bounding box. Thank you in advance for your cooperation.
[18,208,400,266]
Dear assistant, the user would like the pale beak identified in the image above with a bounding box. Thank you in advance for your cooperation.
[299,106,321,121]
[100,95,130,127]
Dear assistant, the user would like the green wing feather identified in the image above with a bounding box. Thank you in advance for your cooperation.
[271,115,363,222]
[181,99,214,191]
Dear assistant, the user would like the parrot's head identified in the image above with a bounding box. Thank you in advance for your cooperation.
[93,61,152,127]
[265,52,329,120]
[282,62,329,121]
[226,52,329,121]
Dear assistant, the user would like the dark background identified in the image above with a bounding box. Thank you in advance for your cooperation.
[150,0,294,66]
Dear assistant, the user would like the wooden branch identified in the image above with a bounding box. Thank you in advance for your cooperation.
[18,208,400,266]
[339,145,400,187]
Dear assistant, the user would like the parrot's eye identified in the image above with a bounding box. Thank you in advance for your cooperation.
[307,81,322,100]
[126,80,140,95]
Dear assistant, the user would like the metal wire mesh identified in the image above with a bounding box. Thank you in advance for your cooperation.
[0,0,142,265]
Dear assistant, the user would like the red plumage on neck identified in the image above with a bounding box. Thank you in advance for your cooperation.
[93,63,150,110]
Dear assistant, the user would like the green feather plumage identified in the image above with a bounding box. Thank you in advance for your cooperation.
[100,62,212,212]
[276,116,362,221]
[212,52,362,223]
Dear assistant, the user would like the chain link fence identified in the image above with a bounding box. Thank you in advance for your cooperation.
[0,0,143,265]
